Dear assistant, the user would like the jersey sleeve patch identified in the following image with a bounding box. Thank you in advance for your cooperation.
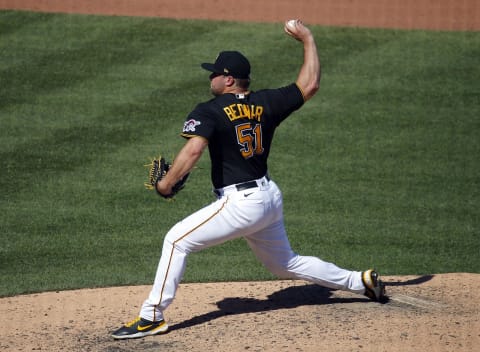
[182,118,202,133]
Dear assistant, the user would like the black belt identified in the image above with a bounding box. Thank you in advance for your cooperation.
[214,175,270,196]
[235,174,270,191]
[235,180,258,191]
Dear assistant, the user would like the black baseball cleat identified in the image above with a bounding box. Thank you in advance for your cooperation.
[112,317,169,340]
[362,269,386,301]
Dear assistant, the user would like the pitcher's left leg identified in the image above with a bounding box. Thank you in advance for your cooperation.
[140,198,234,322]
[140,190,271,322]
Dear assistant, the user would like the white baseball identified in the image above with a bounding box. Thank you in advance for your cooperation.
[287,19,297,30]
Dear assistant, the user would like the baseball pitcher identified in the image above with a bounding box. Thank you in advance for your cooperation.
[112,19,385,340]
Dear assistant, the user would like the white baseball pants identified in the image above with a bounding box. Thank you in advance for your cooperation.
[140,177,365,322]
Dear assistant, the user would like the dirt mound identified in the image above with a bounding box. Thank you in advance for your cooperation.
[1,274,479,351]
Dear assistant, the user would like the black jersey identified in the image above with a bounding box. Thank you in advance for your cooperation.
[181,83,305,188]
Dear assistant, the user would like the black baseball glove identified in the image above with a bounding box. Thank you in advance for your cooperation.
[145,156,189,199]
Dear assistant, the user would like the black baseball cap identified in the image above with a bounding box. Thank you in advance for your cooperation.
[201,51,250,79]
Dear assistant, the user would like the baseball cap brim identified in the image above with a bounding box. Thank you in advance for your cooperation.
[201,63,223,74]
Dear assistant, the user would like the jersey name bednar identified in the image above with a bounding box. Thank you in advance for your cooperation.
[223,103,264,122]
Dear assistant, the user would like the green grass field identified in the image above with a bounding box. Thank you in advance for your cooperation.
[1,11,479,297]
